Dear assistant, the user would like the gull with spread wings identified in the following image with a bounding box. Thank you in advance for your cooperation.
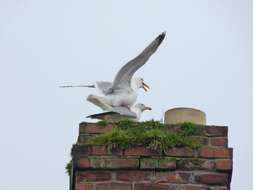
[60,32,165,112]
[86,32,165,111]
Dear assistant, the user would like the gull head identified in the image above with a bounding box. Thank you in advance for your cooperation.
[131,77,150,92]
[134,103,152,112]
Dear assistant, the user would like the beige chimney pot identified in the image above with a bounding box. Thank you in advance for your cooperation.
[164,107,206,125]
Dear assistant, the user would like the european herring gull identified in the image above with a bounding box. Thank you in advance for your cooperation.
[87,103,152,122]
[87,32,165,110]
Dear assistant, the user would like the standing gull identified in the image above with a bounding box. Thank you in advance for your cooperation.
[87,103,152,122]
[86,32,166,111]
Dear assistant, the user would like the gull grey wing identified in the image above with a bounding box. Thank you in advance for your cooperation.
[111,32,166,90]
[95,81,113,95]
[112,107,137,118]
[87,111,135,122]
[87,111,117,119]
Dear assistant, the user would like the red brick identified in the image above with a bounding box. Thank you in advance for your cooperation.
[196,173,228,185]
[91,146,123,156]
[77,135,97,143]
[175,185,207,190]
[198,147,232,158]
[77,171,111,181]
[209,138,228,147]
[215,160,232,171]
[125,147,160,156]
[75,183,93,190]
[91,146,108,155]
[164,147,194,157]
[176,159,214,170]
[72,145,90,156]
[116,171,151,181]
[209,186,228,190]
[190,137,209,145]
[90,158,139,169]
[135,183,173,190]
[204,126,227,137]
[79,123,113,134]
[155,172,191,183]
[158,158,176,169]
[96,183,131,190]
[140,158,159,169]
[77,158,90,168]
[214,148,232,158]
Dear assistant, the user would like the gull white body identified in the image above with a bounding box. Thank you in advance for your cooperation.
[105,89,137,107]
[90,78,139,108]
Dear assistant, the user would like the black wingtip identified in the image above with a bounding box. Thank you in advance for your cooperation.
[157,32,166,44]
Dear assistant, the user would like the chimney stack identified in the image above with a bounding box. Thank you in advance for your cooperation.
[69,108,233,190]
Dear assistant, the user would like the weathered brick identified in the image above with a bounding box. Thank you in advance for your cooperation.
[79,122,113,134]
[195,173,228,185]
[116,171,151,181]
[164,148,194,157]
[90,157,139,169]
[78,134,97,143]
[215,160,232,171]
[198,147,233,158]
[175,185,207,190]
[209,137,228,147]
[158,157,176,169]
[77,171,111,181]
[154,172,191,183]
[204,126,227,137]
[91,146,108,155]
[190,137,209,145]
[209,186,228,190]
[96,183,131,190]
[91,146,123,156]
[176,158,214,170]
[72,145,90,156]
[77,158,90,168]
[140,158,159,169]
[75,183,93,190]
[135,183,173,190]
[125,147,160,156]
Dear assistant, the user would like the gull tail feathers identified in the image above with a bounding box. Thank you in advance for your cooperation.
[59,84,95,88]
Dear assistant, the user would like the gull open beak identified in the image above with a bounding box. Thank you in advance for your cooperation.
[144,106,152,111]
[142,82,150,92]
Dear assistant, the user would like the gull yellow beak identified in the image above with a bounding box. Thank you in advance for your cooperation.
[142,82,150,92]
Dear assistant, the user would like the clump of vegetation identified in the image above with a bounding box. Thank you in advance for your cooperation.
[96,120,110,126]
[88,120,202,152]
[180,122,199,136]
[65,160,72,176]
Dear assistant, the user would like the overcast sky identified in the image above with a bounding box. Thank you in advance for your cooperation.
[0,0,252,189]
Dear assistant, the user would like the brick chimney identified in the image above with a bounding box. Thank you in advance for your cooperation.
[69,108,233,190]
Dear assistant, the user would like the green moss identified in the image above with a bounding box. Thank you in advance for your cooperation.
[65,160,72,176]
[88,120,202,152]
[96,120,110,126]
[180,122,198,136]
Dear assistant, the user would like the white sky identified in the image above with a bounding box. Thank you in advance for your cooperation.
[0,0,252,189]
